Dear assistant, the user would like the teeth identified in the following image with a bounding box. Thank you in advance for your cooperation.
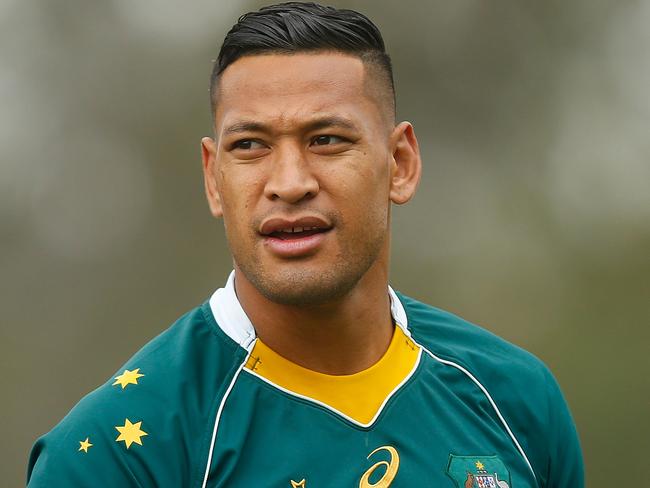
[278,226,317,233]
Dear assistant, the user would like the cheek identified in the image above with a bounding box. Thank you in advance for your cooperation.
[327,160,391,232]
[218,173,261,234]
[339,153,391,204]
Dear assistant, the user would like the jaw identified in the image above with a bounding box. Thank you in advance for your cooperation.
[234,228,391,309]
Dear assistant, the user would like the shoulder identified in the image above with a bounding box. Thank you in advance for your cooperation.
[109,302,244,387]
[397,292,584,486]
[28,303,247,487]
[398,292,554,436]
[398,292,547,381]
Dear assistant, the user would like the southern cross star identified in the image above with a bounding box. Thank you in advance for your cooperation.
[115,419,148,449]
[78,437,93,453]
[112,368,144,389]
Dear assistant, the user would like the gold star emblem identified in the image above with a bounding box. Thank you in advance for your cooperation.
[112,368,144,389]
[115,418,148,448]
[475,461,485,470]
[291,480,306,488]
[78,437,93,453]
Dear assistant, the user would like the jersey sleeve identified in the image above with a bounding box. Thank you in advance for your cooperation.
[542,367,584,488]
[27,385,158,487]
[26,305,242,488]
[397,293,585,488]
[26,350,195,486]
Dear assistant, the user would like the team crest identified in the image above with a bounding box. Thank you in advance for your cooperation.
[446,455,511,488]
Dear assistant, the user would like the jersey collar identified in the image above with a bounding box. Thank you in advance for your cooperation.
[209,270,410,351]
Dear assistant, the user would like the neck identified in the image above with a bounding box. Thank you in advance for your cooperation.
[234,258,394,375]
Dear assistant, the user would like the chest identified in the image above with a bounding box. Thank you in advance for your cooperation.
[206,360,538,488]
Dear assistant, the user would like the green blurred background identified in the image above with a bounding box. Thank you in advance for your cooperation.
[1,0,648,485]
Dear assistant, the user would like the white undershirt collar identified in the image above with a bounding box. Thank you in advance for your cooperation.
[208,270,409,352]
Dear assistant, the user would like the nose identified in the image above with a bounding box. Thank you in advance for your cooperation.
[264,145,319,203]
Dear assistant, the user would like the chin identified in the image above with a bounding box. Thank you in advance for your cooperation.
[234,229,387,307]
[242,263,365,307]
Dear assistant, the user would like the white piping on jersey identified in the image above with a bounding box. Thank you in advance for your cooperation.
[386,290,537,482]
[390,289,537,481]
[243,344,422,428]
[205,272,536,484]
[420,345,537,482]
[200,351,251,488]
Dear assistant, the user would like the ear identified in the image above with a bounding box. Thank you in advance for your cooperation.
[389,121,422,205]
[201,136,223,218]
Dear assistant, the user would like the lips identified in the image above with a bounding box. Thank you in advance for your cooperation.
[260,216,332,238]
[259,216,332,257]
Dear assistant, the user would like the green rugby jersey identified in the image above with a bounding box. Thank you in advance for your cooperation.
[27,273,583,487]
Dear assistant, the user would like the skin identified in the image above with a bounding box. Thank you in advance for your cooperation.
[202,52,422,374]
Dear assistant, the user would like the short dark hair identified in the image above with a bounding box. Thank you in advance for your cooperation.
[210,2,395,120]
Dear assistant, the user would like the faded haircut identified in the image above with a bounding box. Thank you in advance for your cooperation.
[209,2,395,121]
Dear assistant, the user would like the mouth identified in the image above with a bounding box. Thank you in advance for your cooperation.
[259,216,333,257]
[266,226,329,240]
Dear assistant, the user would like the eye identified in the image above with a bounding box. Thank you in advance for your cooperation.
[311,135,346,146]
[232,139,266,150]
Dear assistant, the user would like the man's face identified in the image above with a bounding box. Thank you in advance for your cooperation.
[203,52,414,305]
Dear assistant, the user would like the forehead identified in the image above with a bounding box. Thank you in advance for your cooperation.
[214,53,381,133]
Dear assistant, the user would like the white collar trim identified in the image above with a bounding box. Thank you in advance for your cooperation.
[208,270,409,351]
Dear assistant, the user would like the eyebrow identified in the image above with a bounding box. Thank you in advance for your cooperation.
[222,116,360,136]
[223,121,267,136]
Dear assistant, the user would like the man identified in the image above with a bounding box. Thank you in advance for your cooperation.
[27,3,583,487]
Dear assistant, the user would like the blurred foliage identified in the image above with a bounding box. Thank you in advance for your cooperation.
[1,0,648,485]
